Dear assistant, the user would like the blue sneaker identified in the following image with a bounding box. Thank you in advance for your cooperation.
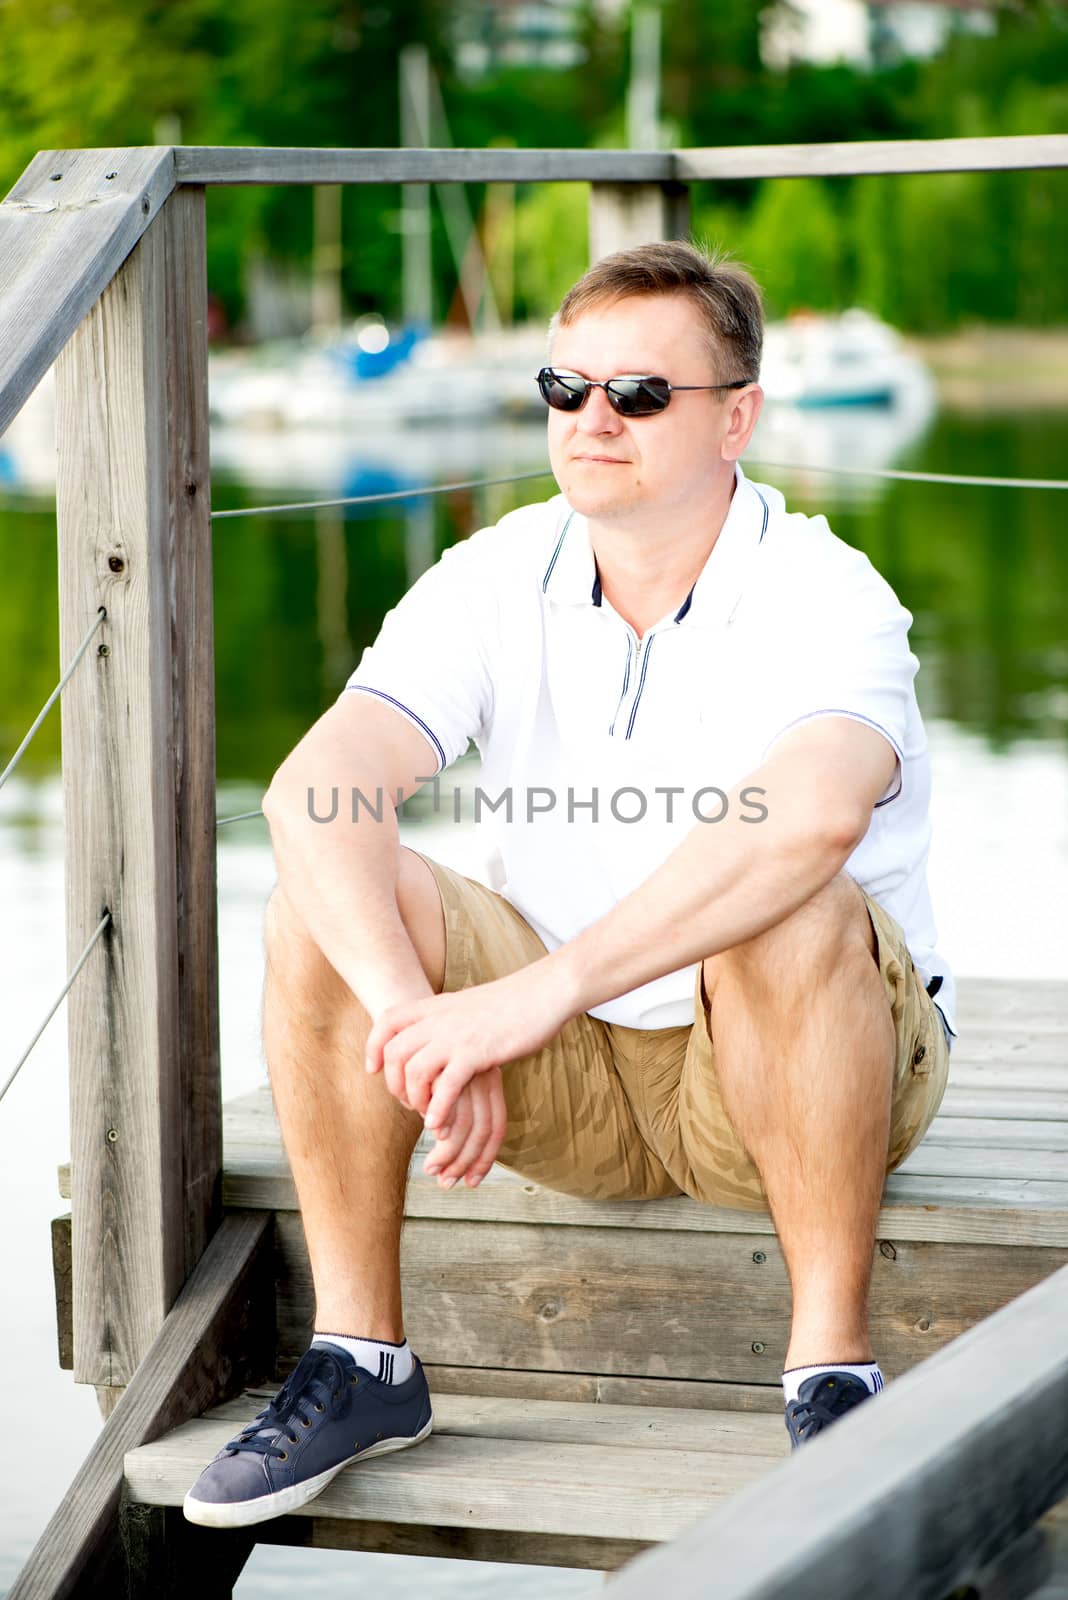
[785,1370,874,1449]
[183,1343,433,1528]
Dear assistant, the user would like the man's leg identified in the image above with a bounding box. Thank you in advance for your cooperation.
[700,872,896,1369]
[262,846,446,1341]
[183,848,444,1528]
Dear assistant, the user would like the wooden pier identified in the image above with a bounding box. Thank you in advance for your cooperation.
[1,134,1067,1598]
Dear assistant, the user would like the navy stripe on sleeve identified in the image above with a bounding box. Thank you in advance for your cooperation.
[345,686,448,772]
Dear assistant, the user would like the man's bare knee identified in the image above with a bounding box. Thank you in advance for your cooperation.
[702,872,876,1010]
[264,884,352,1017]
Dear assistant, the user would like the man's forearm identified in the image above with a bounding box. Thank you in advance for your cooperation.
[548,768,860,1019]
[263,770,431,1019]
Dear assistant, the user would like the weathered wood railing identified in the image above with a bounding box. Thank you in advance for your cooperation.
[2,132,1067,1598]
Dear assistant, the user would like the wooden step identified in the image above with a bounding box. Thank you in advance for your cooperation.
[123,1390,788,1566]
[56,977,1068,1401]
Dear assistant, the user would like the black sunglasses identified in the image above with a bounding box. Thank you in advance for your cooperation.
[536,366,752,418]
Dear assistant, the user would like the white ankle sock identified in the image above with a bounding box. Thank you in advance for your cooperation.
[312,1332,414,1384]
[782,1361,884,1405]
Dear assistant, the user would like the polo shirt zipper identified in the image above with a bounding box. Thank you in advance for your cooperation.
[608,630,656,739]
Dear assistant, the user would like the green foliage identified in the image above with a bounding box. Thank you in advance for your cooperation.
[512,182,589,324]
[2,0,1068,333]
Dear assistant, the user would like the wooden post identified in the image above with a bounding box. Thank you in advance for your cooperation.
[55,185,220,1390]
[588,181,691,263]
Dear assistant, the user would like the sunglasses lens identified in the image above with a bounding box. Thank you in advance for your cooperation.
[607,376,671,416]
[538,369,588,411]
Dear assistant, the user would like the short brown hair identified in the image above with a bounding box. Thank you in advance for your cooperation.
[551,240,763,383]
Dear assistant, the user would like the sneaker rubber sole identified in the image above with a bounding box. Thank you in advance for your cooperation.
[182,1413,434,1529]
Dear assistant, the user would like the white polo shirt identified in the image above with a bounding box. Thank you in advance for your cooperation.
[342,464,956,1040]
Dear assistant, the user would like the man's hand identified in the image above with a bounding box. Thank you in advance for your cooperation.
[422,1066,508,1188]
[365,961,573,1139]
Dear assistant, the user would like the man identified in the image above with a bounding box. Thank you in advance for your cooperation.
[184,241,954,1530]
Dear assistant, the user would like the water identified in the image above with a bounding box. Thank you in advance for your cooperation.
[1,400,1066,1594]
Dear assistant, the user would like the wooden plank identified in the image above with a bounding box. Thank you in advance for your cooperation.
[954,977,1068,1028]
[56,187,220,1387]
[0,146,176,437]
[124,1414,782,1544]
[52,1213,74,1371]
[938,1089,1068,1123]
[166,137,1068,188]
[255,1513,645,1573]
[119,1503,255,1600]
[8,1213,273,1600]
[899,1144,1068,1183]
[273,1212,1067,1384]
[588,182,691,262]
[676,133,1068,181]
[947,1041,1067,1069]
[422,1364,783,1413]
[603,1262,1068,1600]
[173,146,676,186]
[924,1119,1068,1150]
[206,1124,1068,1246]
[955,1528,1052,1600]
[200,1389,787,1456]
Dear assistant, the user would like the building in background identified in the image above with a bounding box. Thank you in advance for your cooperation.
[453,0,588,76]
[763,0,998,70]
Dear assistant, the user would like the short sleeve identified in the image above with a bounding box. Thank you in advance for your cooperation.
[340,537,494,774]
[761,563,917,806]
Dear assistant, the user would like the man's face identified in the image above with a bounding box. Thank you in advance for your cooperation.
[545,292,752,526]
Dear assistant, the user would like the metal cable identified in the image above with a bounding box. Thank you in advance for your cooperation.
[216,808,265,828]
[207,460,1068,524]
[0,608,106,794]
[0,910,112,1105]
[747,459,1068,491]
[209,467,555,522]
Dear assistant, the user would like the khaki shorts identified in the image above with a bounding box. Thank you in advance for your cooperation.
[415,851,951,1211]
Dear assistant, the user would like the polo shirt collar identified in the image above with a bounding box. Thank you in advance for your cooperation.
[542,463,770,628]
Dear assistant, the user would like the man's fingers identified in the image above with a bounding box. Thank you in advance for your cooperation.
[424,1061,477,1135]
[422,1092,473,1179]
[379,1026,430,1107]
[365,1003,425,1074]
[436,1080,490,1182]
[464,1069,509,1187]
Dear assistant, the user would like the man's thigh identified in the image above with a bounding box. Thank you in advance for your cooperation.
[410,850,681,1202]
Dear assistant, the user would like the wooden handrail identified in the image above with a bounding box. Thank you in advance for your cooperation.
[0,146,176,437]
[169,133,1068,186]
[676,132,1068,180]
[172,146,677,185]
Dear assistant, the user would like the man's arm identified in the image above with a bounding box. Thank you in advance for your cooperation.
[366,715,897,1134]
[553,715,896,1015]
[262,692,440,1018]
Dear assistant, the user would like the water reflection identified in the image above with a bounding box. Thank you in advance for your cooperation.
[1,408,1064,792]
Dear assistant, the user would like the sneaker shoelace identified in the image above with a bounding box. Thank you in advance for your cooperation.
[788,1374,870,1442]
[223,1346,355,1462]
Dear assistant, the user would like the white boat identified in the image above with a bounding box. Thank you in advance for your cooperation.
[208,323,549,432]
[760,309,933,408]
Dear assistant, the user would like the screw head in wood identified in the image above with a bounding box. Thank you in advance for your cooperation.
[880,1241,897,1260]
[751,1341,766,1355]
[105,1127,119,1143]
[97,643,110,657]
[752,1251,766,1264]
